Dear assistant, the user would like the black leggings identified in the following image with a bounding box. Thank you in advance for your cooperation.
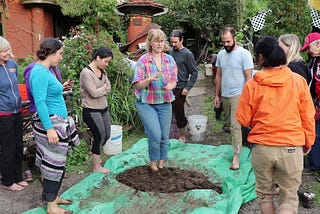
[0,113,23,187]
[82,108,111,155]
[42,171,65,202]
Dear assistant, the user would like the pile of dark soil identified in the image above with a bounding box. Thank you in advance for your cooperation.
[116,166,222,194]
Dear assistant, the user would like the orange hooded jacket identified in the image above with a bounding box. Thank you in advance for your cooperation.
[236,66,315,149]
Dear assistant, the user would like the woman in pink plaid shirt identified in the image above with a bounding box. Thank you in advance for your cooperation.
[132,29,178,171]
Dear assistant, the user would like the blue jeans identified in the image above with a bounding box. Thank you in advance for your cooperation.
[308,120,320,170]
[136,102,172,161]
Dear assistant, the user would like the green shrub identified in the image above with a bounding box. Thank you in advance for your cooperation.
[17,55,34,84]
[66,140,90,169]
[60,25,140,133]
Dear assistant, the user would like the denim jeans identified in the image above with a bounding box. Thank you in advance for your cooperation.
[136,102,172,161]
[308,120,320,170]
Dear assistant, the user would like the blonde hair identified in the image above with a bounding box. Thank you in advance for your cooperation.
[145,29,169,52]
[0,36,14,58]
[279,34,303,64]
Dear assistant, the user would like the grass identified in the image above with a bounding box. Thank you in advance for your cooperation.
[203,88,231,144]
[203,95,224,132]
[122,129,145,150]
[307,178,320,206]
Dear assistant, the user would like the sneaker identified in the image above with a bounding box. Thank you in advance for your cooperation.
[298,191,315,209]
[302,168,320,175]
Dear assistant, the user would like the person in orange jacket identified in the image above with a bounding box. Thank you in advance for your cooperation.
[236,36,315,214]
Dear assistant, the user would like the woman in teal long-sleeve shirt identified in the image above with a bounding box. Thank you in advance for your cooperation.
[30,63,67,129]
[30,38,76,214]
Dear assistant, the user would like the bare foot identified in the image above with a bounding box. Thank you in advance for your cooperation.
[64,172,70,178]
[178,136,186,142]
[93,166,111,174]
[230,154,240,170]
[47,201,72,214]
[158,160,165,169]
[17,181,29,187]
[56,197,73,205]
[150,161,158,172]
[2,183,24,191]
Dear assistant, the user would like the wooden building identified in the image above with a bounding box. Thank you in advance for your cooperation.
[0,0,76,59]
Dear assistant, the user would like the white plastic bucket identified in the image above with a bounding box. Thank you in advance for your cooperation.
[103,125,123,155]
[205,64,213,76]
[188,115,208,141]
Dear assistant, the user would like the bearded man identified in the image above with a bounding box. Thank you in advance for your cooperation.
[214,26,253,170]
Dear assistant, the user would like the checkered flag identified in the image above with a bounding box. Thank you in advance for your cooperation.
[250,10,272,32]
[311,7,320,29]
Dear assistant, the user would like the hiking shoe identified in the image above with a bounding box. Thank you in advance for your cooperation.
[298,191,315,209]
[302,168,320,175]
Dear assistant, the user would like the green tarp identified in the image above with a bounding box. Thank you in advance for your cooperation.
[23,139,256,214]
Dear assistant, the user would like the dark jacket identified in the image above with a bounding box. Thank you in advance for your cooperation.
[288,60,312,85]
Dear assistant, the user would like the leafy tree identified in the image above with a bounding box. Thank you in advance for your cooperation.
[55,1,140,132]
[60,26,140,132]
[259,0,312,42]
[238,0,268,51]
[56,0,127,43]
[155,0,240,48]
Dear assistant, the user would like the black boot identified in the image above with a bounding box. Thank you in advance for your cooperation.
[298,191,315,209]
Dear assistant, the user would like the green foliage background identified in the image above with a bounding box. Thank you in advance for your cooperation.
[60,26,139,132]
[56,0,127,43]
[259,0,312,42]
[156,0,312,53]
[155,0,239,48]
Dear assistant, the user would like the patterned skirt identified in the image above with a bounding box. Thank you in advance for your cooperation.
[32,114,79,182]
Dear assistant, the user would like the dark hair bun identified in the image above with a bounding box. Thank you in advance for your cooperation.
[36,48,48,60]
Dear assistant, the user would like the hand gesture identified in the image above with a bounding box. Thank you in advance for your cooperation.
[63,79,73,91]
[147,72,162,82]
[104,83,111,92]
[214,96,221,108]
[303,146,311,155]
[164,82,176,90]
[47,128,59,144]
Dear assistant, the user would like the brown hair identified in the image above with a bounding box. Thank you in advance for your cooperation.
[221,26,236,38]
[145,29,170,52]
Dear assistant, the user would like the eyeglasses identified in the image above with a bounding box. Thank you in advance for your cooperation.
[310,40,319,46]
[152,40,164,44]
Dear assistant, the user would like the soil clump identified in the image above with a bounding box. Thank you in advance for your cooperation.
[116,166,222,194]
